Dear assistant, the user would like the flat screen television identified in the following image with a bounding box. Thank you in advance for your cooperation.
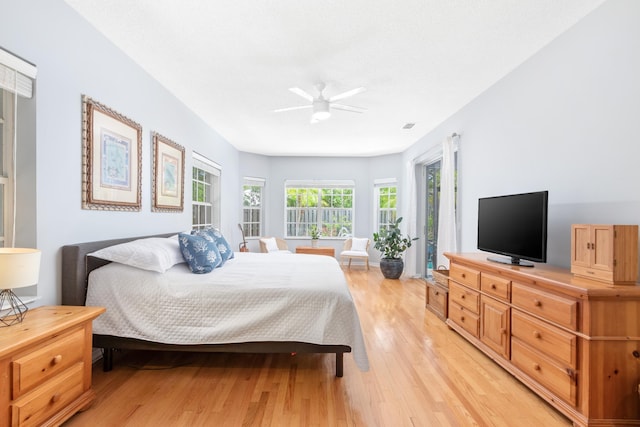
[477,190,548,267]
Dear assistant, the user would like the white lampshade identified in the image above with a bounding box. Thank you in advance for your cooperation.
[0,248,41,289]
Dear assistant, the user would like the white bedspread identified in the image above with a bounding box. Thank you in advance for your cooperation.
[86,252,369,371]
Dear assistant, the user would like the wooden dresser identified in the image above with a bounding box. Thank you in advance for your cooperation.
[0,306,105,427]
[445,253,640,426]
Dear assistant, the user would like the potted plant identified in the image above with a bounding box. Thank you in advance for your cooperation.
[310,225,320,248]
[373,217,418,279]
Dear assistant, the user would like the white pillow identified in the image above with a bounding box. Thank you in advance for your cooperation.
[89,237,184,273]
[260,237,280,253]
[351,237,369,252]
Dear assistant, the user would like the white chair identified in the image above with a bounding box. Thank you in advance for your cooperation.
[259,237,291,253]
[340,237,370,269]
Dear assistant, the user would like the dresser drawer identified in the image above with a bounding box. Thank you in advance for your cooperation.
[480,272,510,302]
[449,264,480,289]
[512,310,576,368]
[425,281,448,320]
[449,301,480,338]
[12,328,85,398]
[511,283,578,331]
[511,338,576,405]
[11,363,85,427]
[449,282,479,314]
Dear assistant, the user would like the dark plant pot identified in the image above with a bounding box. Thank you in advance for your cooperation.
[380,258,404,279]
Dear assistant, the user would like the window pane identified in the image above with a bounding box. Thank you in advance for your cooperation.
[285,185,354,238]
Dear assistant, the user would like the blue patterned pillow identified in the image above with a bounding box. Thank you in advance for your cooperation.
[193,228,234,263]
[178,233,222,273]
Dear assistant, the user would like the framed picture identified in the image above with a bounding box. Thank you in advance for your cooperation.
[151,132,185,212]
[82,95,142,211]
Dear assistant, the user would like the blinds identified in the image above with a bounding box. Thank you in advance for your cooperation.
[0,48,37,98]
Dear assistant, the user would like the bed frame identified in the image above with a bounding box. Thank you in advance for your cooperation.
[61,233,351,377]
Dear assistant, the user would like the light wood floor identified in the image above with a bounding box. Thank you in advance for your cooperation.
[64,266,571,427]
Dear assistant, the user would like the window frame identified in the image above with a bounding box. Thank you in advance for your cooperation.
[374,178,398,234]
[0,90,15,247]
[284,180,355,239]
[191,152,221,230]
[241,177,265,238]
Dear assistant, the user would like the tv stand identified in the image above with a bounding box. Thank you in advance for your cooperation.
[487,255,534,267]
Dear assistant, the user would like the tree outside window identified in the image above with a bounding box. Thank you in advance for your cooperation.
[285,182,354,238]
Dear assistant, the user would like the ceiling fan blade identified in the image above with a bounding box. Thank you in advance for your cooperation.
[329,87,365,102]
[331,103,367,113]
[289,87,315,102]
[273,105,312,113]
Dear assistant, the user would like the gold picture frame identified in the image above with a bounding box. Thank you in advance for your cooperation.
[82,95,142,211]
[151,132,184,212]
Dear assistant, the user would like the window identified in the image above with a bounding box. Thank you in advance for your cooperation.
[241,177,264,238]
[374,179,397,233]
[285,180,354,238]
[192,153,221,230]
[0,48,36,248]
[0,89,14,247]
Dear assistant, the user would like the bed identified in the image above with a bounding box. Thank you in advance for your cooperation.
[61,233,369,377]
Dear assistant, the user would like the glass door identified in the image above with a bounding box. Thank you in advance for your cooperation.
[425,160,441,276]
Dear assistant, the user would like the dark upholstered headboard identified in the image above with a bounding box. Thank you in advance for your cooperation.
[61,233,177,306]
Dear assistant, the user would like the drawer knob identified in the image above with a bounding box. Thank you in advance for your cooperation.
[461,273,466,278]
[491,284,497,290]
[533,299,542,307]
[434,291,439,296]
[51,392,62,403]
[533,363,541,371]
[460,294,465,299]
[533,331,541,339]
[460,316,465,322]
[501,328,507,335]
[52,354,63,365]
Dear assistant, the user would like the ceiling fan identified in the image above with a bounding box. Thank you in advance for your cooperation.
[274,83,366,123]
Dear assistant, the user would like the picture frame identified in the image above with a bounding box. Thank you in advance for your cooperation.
[151,131,185,212]
[82,95,142,211]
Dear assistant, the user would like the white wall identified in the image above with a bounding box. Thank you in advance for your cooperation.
[403,0,640,270]
[1,0,241,305]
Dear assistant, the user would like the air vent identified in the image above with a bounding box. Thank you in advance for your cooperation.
[402,123,415,129]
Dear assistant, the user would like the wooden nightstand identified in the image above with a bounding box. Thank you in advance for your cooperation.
[0,305,105,427]
[295,246,335,257]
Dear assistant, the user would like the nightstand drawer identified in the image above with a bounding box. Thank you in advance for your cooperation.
[12,328,85,398]
[11,363,84,427]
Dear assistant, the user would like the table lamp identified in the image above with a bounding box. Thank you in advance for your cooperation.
[0,248,41,326]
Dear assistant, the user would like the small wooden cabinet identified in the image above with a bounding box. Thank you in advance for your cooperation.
[571,224,638,284]
[0,306,105,427]
[445,253,640,426]
[425,279,448,321]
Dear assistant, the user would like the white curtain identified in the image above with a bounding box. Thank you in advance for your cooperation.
[436,136,458,269]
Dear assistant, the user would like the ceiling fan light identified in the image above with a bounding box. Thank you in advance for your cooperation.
[312,100,331,121]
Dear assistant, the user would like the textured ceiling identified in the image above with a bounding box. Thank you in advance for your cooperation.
[64,0,605,157]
